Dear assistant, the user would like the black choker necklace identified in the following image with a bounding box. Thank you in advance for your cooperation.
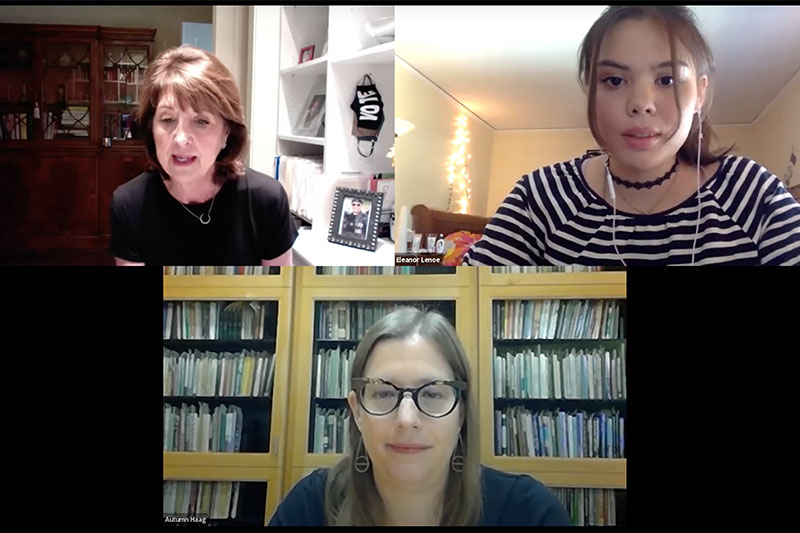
[606,157,679,190]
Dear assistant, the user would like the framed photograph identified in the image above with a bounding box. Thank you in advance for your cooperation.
[295,93,325,137]
[328,187,384,251]
[299,45,315,64]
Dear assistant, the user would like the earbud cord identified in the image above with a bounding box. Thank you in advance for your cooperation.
[606,159,627,267]
[691,110,703,266]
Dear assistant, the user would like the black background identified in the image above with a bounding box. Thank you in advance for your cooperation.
[3,266,798,531]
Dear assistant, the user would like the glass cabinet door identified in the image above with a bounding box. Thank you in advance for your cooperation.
[102,44,149,141]
[0,41,35,141]
[41,42,91,141]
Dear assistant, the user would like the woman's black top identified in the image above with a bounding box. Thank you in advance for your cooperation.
[110,167,297,265]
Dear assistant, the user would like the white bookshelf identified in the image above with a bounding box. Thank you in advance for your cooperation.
[269,5,395,174]
[278,134,326,146]
[249,6,395,266]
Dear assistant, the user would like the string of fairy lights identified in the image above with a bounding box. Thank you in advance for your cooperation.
[447,115,472,214]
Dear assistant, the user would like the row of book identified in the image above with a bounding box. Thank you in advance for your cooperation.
[1,113,32,140]
[317,300,449,341]
[163,266,278,275]
[59,105,89,137]
[163,301,275,340]
[103,111,134,140]
[315,267,452,275]
[493,347,626,400]
[42,111,58,140]
[163,480,241,520]
[312,407,351,454]
[491,266,604,273]
[163,349,276,398]
[493,299,623,340]
[552,488,619,527]
[314,347,354,399]
[164,402,243,452]
[494,407,624,458]
[275,155,323,222]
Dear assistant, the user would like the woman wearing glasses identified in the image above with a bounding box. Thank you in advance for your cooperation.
[269,307,570,526]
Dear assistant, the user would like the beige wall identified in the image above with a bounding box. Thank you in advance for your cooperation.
[0,5,212,54]
[711,124,754,157]
[487,129,597,215]
[749,68,800,186]
[213,6,252,165]
[395,59,494,217]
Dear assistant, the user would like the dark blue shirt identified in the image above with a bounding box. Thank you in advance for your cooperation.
[268,465,571,526]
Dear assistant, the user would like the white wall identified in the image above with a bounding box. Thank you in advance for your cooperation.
[395,58,494,217]
[213,6,253,166]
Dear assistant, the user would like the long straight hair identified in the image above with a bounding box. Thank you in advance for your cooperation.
[578,5,733,166]
[323,307,481,526]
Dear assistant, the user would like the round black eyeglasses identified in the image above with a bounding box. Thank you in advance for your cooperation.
[351,377,467,418]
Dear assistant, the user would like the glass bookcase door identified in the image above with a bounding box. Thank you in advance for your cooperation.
[41,42,92,141]
[308,299,457,454]
[102,44,148,141]
[163,480,268,527]
[0,41,35,141]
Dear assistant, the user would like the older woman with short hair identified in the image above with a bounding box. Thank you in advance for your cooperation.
[111,45,296,266]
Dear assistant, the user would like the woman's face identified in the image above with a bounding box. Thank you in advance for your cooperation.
[594,17,707,172]
[152,91,229,182]
[348,335,463,488]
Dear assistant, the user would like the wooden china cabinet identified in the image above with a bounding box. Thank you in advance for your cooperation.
[0,23,156,264]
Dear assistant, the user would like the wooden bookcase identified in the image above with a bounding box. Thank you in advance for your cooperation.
[0,23,155,262]
[477,267,627,490]
[282,266,478,497]
[163,267,628,524]
[162,270,295,525]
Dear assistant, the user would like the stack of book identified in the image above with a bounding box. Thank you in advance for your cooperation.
[312,406,351,454]
[163,402,243,452]
[163,348,276,397]
[1,113,32,139]
[163,480,241,520]
[551,487,619,526]
[491,266,604,273]
[274,155,323,222]
[314,347,355,398]
[493,347,626,400]
[58,105,89,137]
[316,266,452,275]
[493,406,624,458]
[317,300,452,341]
[163,301,275,340]
[163,266,278,275]
[492,299,623,340]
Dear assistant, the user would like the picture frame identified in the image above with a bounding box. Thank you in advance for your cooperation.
[295,93,326,137]
[299,45,315,64]
[327,187,384,251]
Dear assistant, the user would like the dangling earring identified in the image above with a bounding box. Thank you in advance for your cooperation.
[450,433,465,473]
[354,436,370,473]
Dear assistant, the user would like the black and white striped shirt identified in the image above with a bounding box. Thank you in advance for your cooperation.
[463,154,800,266]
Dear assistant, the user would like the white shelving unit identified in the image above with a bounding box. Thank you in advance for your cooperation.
[249,5,395,266]
[273,5,395,176]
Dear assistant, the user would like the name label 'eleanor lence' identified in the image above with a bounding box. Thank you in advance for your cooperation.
[395,254,444,266]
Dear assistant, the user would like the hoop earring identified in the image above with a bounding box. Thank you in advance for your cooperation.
[450,433,465,473]
[354,436,370,473]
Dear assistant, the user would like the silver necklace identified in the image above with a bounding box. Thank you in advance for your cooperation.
[176,194,216,225]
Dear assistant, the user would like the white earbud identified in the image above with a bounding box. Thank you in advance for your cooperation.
[606,158,626,267]
[691,110,703,265]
